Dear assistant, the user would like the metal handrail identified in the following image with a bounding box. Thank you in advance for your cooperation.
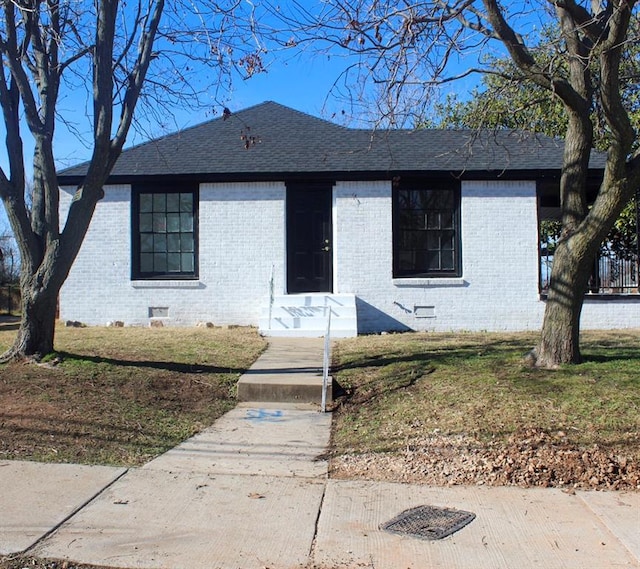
[321,311,331,413]
[268,264,275,329]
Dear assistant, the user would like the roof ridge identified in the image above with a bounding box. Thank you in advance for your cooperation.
[57,100,606,180]
[57,101,297,176]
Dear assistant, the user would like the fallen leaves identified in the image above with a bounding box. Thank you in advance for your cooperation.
[330,428,640,490]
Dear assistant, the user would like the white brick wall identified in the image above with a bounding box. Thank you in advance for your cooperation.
[198,182,285,324]
[332,180,543,332]
[59,178,639,331]
[60,182,285,326]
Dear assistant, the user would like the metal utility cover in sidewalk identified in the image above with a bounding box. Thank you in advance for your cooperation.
[380,505,476,540]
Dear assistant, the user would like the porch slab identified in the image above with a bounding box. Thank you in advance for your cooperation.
[259,293,358,338]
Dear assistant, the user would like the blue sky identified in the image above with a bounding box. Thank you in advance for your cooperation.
[52,50,479,171]
[51,51,365,171]
[0,1,490,178]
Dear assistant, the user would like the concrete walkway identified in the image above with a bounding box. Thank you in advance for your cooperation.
[1,338,639,569]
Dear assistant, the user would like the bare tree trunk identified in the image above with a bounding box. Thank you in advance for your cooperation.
[5,274,59,360]
[531,98,594,366]
[1,183,102,361]
[0,0,165,361]
[535,238,594,367]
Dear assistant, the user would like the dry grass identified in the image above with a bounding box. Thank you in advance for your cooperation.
[330,330,640,456]
[0,319,266,465]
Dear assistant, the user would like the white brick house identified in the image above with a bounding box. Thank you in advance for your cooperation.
[58,102,639,336]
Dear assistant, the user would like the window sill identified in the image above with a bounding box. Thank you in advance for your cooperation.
[393,277,468,288]
[131,280,204,289]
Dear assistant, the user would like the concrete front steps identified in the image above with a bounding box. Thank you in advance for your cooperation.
[237,337,332,405]
[258,293,357,338]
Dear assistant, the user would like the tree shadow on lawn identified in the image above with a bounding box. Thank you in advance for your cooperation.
[581,348,640,364]
[333,337,533,373]
[332,340,527,407]
[1,412,175,446]
[57,351,247,375]
[0,410,201,465]
[333,336,640,409]
[335,335,640,372]
[333,356,436,407]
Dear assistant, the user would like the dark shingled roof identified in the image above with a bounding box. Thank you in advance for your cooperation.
[58,101,605,183]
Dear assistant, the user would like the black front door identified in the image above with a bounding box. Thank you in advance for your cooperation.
[287,182,333,293]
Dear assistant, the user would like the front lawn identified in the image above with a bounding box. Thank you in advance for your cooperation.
[330,330,640,489]
[0,321,266,465]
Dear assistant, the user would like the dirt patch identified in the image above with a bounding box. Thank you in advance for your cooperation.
[1,557,368,569]
[0,558,103,569]
[0,359,235,464]
[329,330,640,493]
[330,427,640,491]
[0,325,266,465]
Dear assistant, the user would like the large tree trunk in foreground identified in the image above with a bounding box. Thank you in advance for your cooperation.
[1,191,101,361]
[8,277,59,359]
[532,99,595,368]
[0,0,165,361]
[2,238,71,361]
[534,238,594,367]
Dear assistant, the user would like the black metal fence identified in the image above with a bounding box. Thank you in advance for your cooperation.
[0,284,20,314]
[540,253,639,294]
[588,254,639,294]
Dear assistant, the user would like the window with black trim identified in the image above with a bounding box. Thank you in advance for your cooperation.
[132,185,198,279]
[393,180,461,278]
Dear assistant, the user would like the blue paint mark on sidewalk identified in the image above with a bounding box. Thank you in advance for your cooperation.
[244,409,284,422]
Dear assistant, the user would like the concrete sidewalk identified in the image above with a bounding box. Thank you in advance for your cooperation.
[1,338,639,569]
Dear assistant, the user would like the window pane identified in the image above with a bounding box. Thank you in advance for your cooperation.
[431,190,453,208]
[441,250,455,270]
[397,189,413,209]
[426,213,441,230]
[402,230,419,249]
[153,213,167,233]
[181,252,194,272]
[398,250,415,271]
[154,233,167,253]
[166,193,180,212]
[400,211,424,229]
[423,191,439,209]
[154,253,167,272]
[140,253,154,273]
[441,231,455,251]
[180,213,193,232]
[167,253,181,272]
[153,193,166,212]
[181,234,194,252]
[427,231,441,251]
[140,194,153,213]
[167,233,181,252]
[441,212,455,229]
[180,193,193,212]
[427,251,440,270]
[167,213,180,233]
[140,234,153,253]
[140,213,153,232]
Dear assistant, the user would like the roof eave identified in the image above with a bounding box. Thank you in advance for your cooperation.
[58,167,604,188]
